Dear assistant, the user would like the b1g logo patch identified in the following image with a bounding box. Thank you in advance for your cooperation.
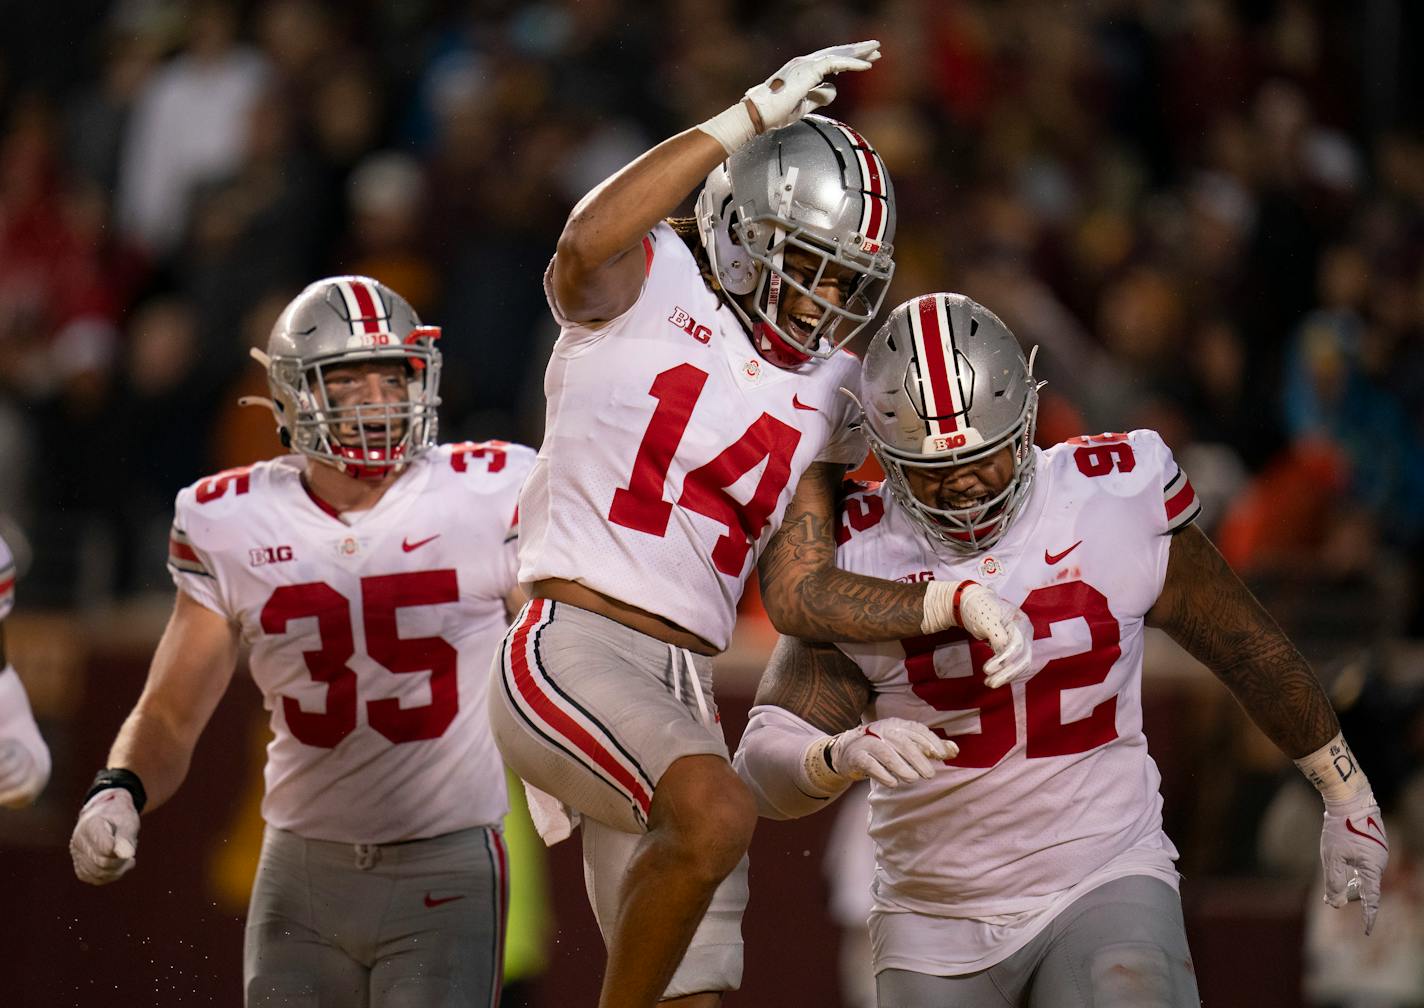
[250,545,294,566]
[668,306,711,344]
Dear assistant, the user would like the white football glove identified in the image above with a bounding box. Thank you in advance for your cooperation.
[70,788,141,885]
[805,717,958,792]
[699,41,881,154]
[1320,790,1387,935]
[0,667,51,808]
[923,580,1034,688]
[745,41,880,132]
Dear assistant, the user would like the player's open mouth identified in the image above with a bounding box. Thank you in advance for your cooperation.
[784,312,820,342]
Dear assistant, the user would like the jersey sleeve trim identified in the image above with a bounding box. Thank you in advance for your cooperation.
[0,564,13,620]
[168,526,214,577]
[1163,465,1201,534]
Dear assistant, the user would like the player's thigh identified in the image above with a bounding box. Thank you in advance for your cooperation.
[244,831,368,1008]
[582,815,749,998]
[491,599,725,834]
[371,827,507,1008]
[1029,875,1199,1008]
[876,966,1014,1007]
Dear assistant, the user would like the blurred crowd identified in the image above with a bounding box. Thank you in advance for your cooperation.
[1,0,1423,1000]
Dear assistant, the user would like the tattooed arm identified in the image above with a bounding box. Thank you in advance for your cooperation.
[759,463,930,642]
[1146,523,1338,758]
[751,634,874,734]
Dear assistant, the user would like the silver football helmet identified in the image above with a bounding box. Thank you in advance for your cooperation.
[857,293,1040,553]
[695,114,895,368]
[253,276,442,480]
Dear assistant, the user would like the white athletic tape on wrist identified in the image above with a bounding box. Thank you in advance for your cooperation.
[920,579,977,636]
[801,734,847,795]
[1294,732,1371,803]
[697,102,758,156]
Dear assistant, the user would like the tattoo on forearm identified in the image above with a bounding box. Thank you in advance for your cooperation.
[754,637,871,735]
[760,506,926,642]
[1158,526,1339,757]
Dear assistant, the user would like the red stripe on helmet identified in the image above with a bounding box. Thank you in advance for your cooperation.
[917,297,958,433]
[348,280,382,334]
[842,124,885,242]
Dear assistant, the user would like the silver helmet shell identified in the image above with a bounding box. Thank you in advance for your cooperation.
[264,276,442,479]
[694,114,895,368]
[859,293,1039,553]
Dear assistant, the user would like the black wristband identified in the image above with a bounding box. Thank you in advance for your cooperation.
[84,768,147,814]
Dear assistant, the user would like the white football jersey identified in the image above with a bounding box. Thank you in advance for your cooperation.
[0,533,13,621]
[519,222,866,651]
[834,430,1202,971]
[168,442,534,844]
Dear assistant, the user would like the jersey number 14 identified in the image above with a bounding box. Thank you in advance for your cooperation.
[608,364,802,576]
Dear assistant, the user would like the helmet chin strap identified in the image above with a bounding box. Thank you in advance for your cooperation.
[752,256,810,368]
[751,168,812,370]
[335,444,407,481]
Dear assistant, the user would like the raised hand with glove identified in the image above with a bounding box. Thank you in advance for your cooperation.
[1295,734,1388,935]
[921,579,1034,688]
[698,41,881,154]
[70,770,144,885]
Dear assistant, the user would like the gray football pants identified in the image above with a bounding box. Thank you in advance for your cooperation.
[244,824,507,1007]
[876,876,1200,1008]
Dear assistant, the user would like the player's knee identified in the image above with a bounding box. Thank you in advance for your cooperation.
[1088,941,1177,1007]
[652,759,756,877]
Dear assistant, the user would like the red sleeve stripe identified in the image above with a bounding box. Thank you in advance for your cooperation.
[1163,465,1187,498]
[168,530,213,577]
[642,235,654,277]
[0,575,14,597]
[1164,478,1200,529]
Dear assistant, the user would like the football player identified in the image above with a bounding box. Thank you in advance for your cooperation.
[490,43,1032,1008]
[0,531,51,808]
[70,277,531,1007]
[735,293,1390,1007]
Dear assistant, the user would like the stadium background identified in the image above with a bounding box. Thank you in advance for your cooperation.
[0,0,1422,1004]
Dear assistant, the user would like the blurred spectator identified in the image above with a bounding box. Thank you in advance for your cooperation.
[116,0,270,259]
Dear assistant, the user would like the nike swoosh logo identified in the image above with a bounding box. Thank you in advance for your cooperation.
[1044,541,1083,565]
[1345,816,1388,851]
[424,892,465,908]
[402,534,440,553]
[791,394,817,412]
